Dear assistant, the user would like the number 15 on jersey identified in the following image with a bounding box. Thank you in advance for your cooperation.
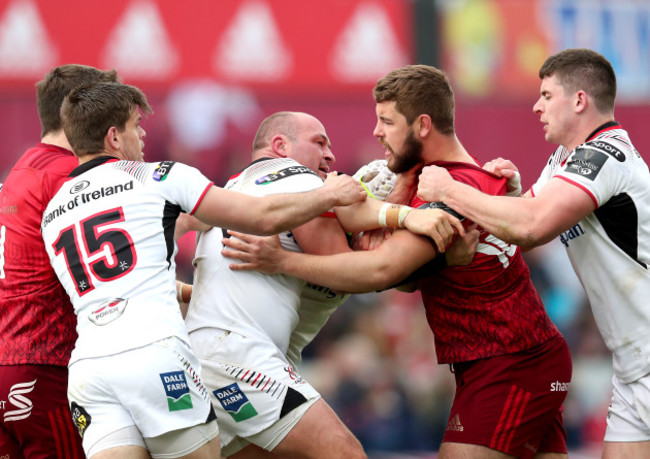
[52,207,137,296]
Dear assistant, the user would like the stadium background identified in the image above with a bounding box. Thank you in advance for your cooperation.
[1,0,646,457]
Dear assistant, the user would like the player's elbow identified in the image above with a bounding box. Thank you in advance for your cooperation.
[504,221,551,248]
[368,263,407,291]
[251,214,287,236]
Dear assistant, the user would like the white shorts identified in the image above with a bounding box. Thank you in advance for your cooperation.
[189,328,320,456]
[605,373,650,442]
[68,336,216,456]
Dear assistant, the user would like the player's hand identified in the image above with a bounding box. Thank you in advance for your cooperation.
[352,159,396,200]
[483,158,521,196]
[445,223,479,266]
[417,166,454,203]
[322,172,367,206]
[403,208,464,253]
[222,231,284,274]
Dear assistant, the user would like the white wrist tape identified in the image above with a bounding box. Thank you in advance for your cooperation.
[378,203,413,228]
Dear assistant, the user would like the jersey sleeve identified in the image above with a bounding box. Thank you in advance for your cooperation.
[148,161,213,213]
[530,146,567,197]
[553,140,629,208]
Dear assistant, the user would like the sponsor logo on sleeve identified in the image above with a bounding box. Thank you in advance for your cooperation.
[153,161,175,182]
[213,383,258,422]
[70,401,92,438]
[255,166,318,185]
[565,147,608,181]
[160,371,194,411]
[585,140,626,162]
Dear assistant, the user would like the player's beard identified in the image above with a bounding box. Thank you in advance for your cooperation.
[387,128,423,174]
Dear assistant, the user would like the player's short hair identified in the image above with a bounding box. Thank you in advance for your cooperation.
[373,65,455,135]
[61,82,152,157]
[35,64,119,138]
[539,48,616,114]
[252,111,299,152]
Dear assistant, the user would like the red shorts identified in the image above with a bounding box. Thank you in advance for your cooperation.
[0,364,84,459]
[443,336,572,459]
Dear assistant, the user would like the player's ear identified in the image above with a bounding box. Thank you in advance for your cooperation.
[105,126,120,151]
[270,134,289,158]
[416,114,432,138]
[575,90,588,114]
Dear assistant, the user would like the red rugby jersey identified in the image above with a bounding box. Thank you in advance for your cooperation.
[413,161,560,364]
[0,143,78,365]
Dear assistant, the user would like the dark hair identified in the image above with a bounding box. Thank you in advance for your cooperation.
[539,48,616,113]
[252,111,299,151]
[373,65,455,134]
[35,64,119,137]
[61,82,152,156]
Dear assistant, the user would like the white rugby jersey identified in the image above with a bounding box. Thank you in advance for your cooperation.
[531,122,650,383]
[41,157,212,365]
[286,284,350,367]
[186,158,329,355]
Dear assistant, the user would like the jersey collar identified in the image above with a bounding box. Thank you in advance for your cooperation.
[69,156,119,177]
[585,121,620,142]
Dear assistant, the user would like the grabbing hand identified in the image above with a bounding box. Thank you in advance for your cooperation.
[445,223,480,266]
[403,208,465,253]
[483,158,521,196]
[323,172,367,206]
[417,166,454,203]
[222,231,284,274]
[352,159,396,201]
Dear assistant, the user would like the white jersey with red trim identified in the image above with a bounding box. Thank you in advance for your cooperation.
[41,157,212,365]
[531,123,650,383]
[286,284,350,367]
[186,158,327,355]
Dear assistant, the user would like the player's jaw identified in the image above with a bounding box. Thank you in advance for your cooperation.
[384,130,423,174]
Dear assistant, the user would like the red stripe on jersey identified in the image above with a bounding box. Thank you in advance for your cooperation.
[321,211,336,218]
[190,182,214,215]
[556,176,599,208]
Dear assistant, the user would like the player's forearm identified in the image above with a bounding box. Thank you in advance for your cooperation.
[252,189,340,235]
[442,181,540,246]
[334,198,384,233]
[279,250,399,293]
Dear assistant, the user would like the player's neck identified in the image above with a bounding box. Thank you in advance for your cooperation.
[423,134,473,165]
[41,130,73,152]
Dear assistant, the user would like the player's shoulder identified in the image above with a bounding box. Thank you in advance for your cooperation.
[237,157,321,191]
[16,143,77,173]
[582,131,637,163]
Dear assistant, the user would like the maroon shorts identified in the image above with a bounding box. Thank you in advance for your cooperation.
[443,336,572,459]
[0,364,84,459]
